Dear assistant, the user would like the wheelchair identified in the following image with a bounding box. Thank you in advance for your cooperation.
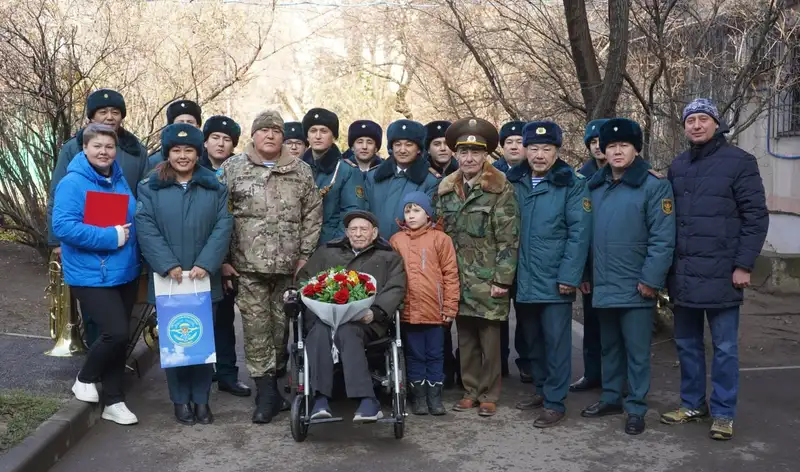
[283,292,407,442]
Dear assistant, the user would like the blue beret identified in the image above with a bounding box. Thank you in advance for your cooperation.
[86,89,126,119]
[500,121,526,146]
[302,108,339,139]
[166,100,202,126]
[424,120,451,149]
[583,119,608,148]
[598,118,643,153]
[522,121,563,147]
[161,123,204,157]
[348,120,383,150]
[387,120,426,151]
[203,115,241,147]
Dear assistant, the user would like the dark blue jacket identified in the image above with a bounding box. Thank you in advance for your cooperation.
[303,145,368,245]
[578,158,601,178]
[52,153,140,287]
[428,156,459,177]
[588,157,676,308]
[48,127,148,246]
[508,159,592,303]
[147,149,164,173]
[668,132,768,308]
[365,154,441,239]
[493,157,510,174]
[135,166,233,304]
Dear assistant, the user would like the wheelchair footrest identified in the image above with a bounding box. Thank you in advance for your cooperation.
[309,417,344,425]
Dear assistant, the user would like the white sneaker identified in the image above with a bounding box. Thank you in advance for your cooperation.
[71,377,99,403]
[102,402,139,425]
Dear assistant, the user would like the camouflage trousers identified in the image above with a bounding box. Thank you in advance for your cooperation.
[236,273,293,378]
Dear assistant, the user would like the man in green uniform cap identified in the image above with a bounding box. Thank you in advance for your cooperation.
[435,117,520,417]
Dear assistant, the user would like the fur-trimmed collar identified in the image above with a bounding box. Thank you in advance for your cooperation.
[578,158,601,178]
[588,155,651,190]
[244,142,295,167]
[438,160,507,198]
[76,126,144,158]
[326,236,393,252]
[344,153,382,171]
[148,164,220,190]
[506,158,575,187]
[302,144,342,174]
[373,152,431,185]
[429,157,459,176]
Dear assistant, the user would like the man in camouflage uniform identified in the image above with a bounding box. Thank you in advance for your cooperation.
[218,110,323,424]
[435,117,520,417]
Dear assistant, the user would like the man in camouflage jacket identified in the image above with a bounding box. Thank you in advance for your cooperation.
[435,117,520,417]
[218,110,323,424]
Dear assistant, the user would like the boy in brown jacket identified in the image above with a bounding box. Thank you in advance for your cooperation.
[389,192,460,415]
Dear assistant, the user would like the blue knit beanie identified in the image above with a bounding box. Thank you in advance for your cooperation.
[682,98,720,124]
[402,191,434,218]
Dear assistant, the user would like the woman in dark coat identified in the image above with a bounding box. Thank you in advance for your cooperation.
[135,123,233,425]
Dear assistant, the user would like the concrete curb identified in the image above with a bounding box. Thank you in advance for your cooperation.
[0,343,157,472]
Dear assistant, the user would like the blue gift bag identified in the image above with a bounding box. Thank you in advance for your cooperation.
[154,272,216,368]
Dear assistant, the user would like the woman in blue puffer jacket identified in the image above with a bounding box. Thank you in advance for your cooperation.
[135,123,232,426]
[52,123,141,426]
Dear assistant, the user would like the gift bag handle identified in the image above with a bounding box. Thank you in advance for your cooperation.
[167,276,199,298]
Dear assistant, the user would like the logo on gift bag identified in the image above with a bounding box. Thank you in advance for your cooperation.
[167,313,203,348]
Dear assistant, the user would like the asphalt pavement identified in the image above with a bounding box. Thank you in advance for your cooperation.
[47,316,800,472]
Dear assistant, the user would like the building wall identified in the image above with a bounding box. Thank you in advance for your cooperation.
[736,101,800,255]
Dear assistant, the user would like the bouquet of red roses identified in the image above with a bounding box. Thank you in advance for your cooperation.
[300,266,377,304]
[300,267,377,362]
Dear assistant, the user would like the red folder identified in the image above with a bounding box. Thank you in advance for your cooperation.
[83,191,129,227]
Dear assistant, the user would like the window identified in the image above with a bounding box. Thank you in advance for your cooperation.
[771,43,800,138]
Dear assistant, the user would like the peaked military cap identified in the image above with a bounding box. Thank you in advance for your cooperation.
[445,117,499,152]
[166,99,202,126]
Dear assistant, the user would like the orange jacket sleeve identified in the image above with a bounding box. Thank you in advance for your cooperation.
[436,231,460,318]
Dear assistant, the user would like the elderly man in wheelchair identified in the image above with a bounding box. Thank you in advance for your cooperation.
[283,210,407,439]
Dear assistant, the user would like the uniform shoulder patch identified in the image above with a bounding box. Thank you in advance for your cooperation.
[428,167,442,179]
[215,167,225,183]
[648,169,665,179]
[139,176,150,185]
[661,198,673,215]
[343,159,357,168]
[575,171,586,179]
[354,185,365,199]
[582,197,592,212]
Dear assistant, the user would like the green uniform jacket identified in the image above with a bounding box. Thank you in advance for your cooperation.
[302,145,367,245]
[435,161,520,321]
[47,127,148,246]
[587,156,676,308]
[135,166,233,304]
[507,158,591,304]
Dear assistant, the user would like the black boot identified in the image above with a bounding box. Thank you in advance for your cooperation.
[410,381,429,415]
[174,403,195,426]
[426,382,446,416]
[252,375,280,424]
[194,404,214,425]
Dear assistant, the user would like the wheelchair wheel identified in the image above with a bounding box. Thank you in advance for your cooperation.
[392,346,406,439]
[290,395,309,442]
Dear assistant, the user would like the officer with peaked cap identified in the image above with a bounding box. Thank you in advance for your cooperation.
[436,117,519,417]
